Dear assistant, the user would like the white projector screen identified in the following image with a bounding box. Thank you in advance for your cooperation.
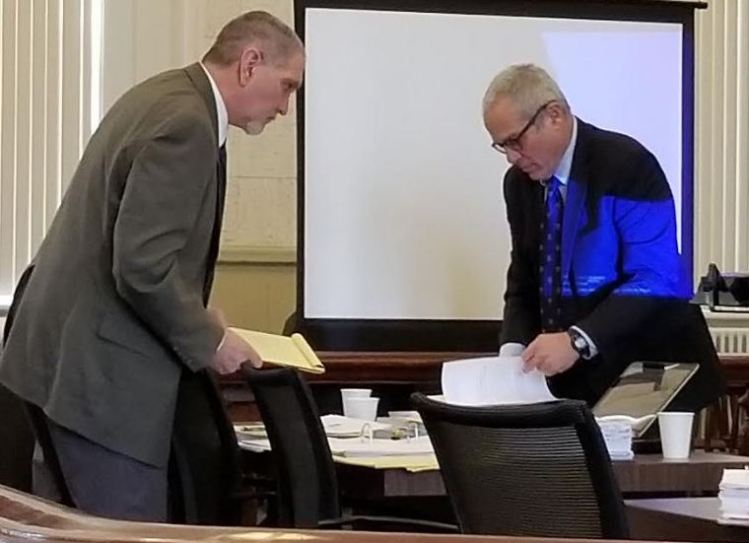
[301,4,692,334]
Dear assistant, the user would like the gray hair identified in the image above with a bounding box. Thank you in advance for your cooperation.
[482,64,570,118]
[203,11,303,67]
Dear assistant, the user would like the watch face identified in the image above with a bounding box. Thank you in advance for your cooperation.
[571,334,587,356]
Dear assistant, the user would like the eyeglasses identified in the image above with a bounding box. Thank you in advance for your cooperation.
[491,100,554,155]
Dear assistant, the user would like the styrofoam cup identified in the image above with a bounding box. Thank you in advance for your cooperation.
[344,397,379,421]
[658,412,694,459]
[341,388,371,400]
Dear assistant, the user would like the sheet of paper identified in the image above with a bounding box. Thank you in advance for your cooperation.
[441,356,557,406]
[321,414,391,437]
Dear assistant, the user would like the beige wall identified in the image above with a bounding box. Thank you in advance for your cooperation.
[102,0,298,333]
[212,262,296,333]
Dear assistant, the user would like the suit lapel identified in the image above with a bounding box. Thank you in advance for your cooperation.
[561,119,591,279]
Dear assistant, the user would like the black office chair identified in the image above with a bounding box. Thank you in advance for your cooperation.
[23,401,75,507]
[243,366,457,532]
[0,384,34,493]
[0,265,37,494]
[170,369,274,525]
[411,393,629,539]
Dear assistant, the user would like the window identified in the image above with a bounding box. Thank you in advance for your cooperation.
[0,0,102,308]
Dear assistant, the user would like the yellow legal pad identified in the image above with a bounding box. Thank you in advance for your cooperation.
[333,454,440,472]
[229,328,325,374]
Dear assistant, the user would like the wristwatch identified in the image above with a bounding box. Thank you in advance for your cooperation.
[567,328,591,359]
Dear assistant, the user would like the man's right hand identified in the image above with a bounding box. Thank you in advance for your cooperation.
[211,328,263,375]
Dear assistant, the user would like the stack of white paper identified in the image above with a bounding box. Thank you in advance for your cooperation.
[719,469,749,524]
[321,414,391,437]
[441,356,557,406]
[595,418,634,460]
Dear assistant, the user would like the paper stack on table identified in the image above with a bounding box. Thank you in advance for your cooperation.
[718,468,749,524]
[595,418,634,460]
[321,414,391,437]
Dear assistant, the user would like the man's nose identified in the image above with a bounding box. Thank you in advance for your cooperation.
[505,147,522,164]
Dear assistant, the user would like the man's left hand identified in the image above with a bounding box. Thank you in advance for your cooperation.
[521,332,578,376]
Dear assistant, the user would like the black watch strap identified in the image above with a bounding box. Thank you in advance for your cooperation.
[568,328,591,359]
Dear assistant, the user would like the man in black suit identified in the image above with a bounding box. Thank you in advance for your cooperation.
[483,64,723,411]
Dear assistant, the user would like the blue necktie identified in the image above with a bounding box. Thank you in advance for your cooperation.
[540,177,563,332]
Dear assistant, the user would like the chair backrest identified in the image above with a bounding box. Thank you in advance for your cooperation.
[170,370,243,526]
[0,385,34,492]
[411,394,629,539]
[0,264,36,493]
[23,402,75,507]
[243,367,340,528]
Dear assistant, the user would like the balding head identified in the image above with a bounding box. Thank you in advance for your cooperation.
[203,11,304,68]
[202,11,305,136]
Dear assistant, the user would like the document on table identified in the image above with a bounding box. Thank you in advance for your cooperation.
[441,356,557,406]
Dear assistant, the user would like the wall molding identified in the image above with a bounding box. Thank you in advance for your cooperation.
[218,246,297,264]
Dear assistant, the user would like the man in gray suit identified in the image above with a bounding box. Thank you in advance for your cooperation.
[0,11,304,521]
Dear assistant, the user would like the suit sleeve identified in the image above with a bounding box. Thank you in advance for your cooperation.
[500,171,541,346]
[112,116,223,372]
[575,149,689,355]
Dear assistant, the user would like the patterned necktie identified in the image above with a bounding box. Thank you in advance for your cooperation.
[540,176,563,332]
[202,144,227,305]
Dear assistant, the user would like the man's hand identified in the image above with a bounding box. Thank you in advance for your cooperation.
[207,308,262,374]
[521,332,578,376]
[211,328,263,374]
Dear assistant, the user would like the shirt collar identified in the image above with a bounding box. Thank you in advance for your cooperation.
[552,116,578,186]
[200,62,228,147]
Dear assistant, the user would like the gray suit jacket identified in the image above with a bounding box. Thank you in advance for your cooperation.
[0,63,226,467]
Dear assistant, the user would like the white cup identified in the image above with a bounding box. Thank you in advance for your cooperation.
[344,397,380,421]
[658,412,694,459]
[341,388,372,417]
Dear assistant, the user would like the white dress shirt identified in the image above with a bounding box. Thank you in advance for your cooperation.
[200,63,228,147]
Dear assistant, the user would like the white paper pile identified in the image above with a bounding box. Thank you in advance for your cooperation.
[595,418,634,460]
[719,468,749,524]
[320,414,390,437]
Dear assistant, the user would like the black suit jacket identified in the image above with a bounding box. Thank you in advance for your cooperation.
[501,119,724,411]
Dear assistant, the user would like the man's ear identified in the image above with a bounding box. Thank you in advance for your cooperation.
[547,101,566,125]
[238,46,263,86]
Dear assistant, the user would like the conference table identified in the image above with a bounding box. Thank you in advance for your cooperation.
[238,427,749,499]
[332,451,749,499]
[626,497,749,542]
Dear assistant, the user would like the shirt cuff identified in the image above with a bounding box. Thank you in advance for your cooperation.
[569,325,598,359]
[499,342,526,357]
[216,330,227,352]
